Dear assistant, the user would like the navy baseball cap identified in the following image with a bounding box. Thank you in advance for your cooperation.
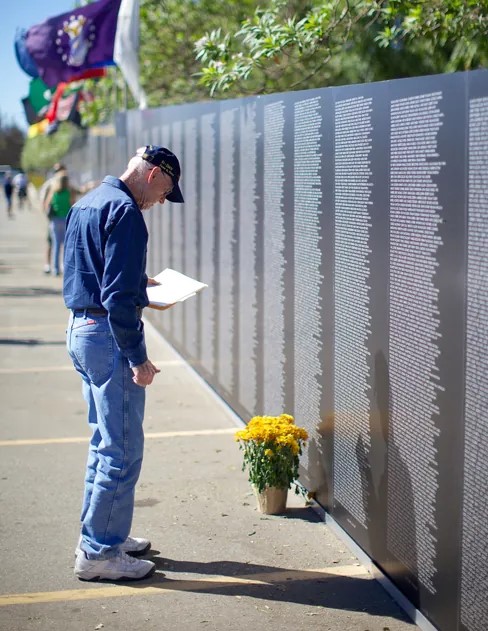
[139,145,184,203]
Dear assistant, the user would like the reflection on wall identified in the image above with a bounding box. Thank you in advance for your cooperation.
[387,92,445,595]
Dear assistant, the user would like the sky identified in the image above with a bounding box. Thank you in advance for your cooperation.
[0,1,76,130]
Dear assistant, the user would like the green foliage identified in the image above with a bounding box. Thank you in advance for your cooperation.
[75,0,488,125]
[81,0,267,125]
[195,0,488,96]
[235,414,309,493]
[78,67,135,128]
[21,122,84,173]
[0,114,24,169]
[139,0,268,106]
[239,441,302,493]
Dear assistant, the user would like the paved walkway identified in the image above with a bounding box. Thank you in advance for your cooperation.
[0,195,416,630]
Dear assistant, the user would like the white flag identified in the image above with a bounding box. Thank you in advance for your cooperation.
[114,0,147,109]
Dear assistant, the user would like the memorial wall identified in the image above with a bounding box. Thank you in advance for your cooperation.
[66,69,488,631]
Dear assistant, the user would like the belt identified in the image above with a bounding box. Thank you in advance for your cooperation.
[72,307,143,318]
[72,308,108,316]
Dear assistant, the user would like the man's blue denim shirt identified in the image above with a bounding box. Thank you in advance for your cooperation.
[63,176,149,367]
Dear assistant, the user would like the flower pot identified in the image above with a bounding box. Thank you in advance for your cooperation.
[254,486,288,515]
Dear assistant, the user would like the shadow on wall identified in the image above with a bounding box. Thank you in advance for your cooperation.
[300,414,332,511]
[291,350,420,607]
[357,351,419,600]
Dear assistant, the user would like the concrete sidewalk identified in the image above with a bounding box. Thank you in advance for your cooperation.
[0,197,416,631]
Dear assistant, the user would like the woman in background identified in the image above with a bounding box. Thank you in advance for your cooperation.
[44,174,74,276]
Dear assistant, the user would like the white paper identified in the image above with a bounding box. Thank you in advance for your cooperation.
[146,268,208,307]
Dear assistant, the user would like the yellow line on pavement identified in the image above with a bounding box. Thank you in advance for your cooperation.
[0,565,369,607]
[0,360,183,375]
[0,428,237,447]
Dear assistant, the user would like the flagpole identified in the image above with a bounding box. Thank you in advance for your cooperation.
[122,70,128,111]
[113,67,118,113]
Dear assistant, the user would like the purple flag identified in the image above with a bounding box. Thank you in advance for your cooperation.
[14,28,39,78]
[24,0,122,87]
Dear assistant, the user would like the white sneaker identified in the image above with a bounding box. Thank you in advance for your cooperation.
[75,535,151,557]
[74,550,155,582]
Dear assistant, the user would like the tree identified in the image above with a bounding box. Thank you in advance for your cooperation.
[0,114,25,169]
[194,0,488,96]
[80,0,268,126]
[139,0,270,106]
[21,122,84,173]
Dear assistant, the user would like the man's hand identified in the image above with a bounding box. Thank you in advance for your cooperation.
[147,277,160,287]
[147,303,176,311]
[131,359,161,387]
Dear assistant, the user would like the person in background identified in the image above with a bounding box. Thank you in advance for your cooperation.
[3,172,13,218]
[13,171,28,210]
[42,163,66,274]
[44,172,74,276]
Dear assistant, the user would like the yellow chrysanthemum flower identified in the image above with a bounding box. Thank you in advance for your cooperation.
[235,414,308,447]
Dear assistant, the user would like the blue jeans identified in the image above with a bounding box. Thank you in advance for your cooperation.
[66,312,145,559]
[50,217,66,275]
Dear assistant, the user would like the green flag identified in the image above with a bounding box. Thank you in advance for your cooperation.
[28,77,54,115]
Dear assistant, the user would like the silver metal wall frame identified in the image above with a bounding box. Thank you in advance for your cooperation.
[65,69,488,631]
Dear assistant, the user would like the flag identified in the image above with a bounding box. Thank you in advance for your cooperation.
[45,82,68,123]
[14,28,39,78]
[22,98,40,126]
[58,92,83,127]
[28,78,55,116]
[114,0,147,109]
[21,0,122,88]
[45,81,85,127]
[68,67,107,83]
[27,119,49,139]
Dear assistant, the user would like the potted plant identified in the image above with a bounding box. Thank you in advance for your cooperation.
[235,414,309,514]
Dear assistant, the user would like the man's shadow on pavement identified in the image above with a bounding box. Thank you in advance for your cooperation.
[124,554,413,623]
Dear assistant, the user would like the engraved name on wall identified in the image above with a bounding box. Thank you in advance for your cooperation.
[263,101,286,414]
[159,124,172,336]
[218,108,237,393]
[387,92,445,594]
[294,95,324,467]
[333,96,373,527]
[171,120,184,345]
[238,103,259,414]
[460,95,488,630]
[200,113,217,375]
[183,118,198,358]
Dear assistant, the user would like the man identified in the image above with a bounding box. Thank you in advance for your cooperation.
[64,146,184,581]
